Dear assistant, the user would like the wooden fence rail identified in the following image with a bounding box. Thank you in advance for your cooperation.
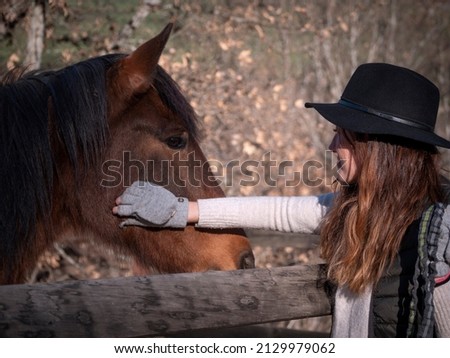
[0,264,331,338]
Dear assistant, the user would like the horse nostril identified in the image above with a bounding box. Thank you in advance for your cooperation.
[239,251,255,269]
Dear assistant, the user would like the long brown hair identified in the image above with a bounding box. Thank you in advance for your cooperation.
[321,131,445,293]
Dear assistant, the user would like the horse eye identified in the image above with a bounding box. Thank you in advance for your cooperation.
[165,135,187,149]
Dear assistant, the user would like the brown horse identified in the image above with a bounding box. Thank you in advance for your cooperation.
[0,23,254,285]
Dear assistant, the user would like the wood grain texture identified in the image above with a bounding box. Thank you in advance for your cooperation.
[0,264,331,337]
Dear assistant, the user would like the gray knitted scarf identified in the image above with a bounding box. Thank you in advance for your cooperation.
[407,203,445,337]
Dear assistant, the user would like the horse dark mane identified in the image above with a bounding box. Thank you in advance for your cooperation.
[0,53,199,277]
[153,65,201,141]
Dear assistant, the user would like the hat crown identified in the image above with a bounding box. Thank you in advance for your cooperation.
[341,63,440,130]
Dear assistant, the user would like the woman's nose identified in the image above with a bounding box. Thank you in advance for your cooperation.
[328,134,338,152]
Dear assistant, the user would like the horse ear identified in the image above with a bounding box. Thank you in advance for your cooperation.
[119,23,173,94]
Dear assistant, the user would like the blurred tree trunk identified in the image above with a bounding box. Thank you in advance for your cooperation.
[24,0,45,70]
[116,0,161,50]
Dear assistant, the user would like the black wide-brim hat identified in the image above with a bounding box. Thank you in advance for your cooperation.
[305,63,450,148]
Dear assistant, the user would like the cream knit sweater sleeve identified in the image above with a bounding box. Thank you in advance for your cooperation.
[196,192,335,233]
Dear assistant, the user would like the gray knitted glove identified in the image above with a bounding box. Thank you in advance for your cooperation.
[116,181,189,228]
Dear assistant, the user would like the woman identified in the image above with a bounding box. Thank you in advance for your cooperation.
[113,63,450,337]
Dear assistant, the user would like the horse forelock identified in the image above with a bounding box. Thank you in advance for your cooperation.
[153,65,202,141]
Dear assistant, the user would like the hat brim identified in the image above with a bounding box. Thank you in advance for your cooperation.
[305,102,450,148]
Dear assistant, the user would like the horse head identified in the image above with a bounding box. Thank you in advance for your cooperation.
[0,24,254,284]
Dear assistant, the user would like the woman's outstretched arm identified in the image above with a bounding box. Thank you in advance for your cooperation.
[191,193,335,233]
